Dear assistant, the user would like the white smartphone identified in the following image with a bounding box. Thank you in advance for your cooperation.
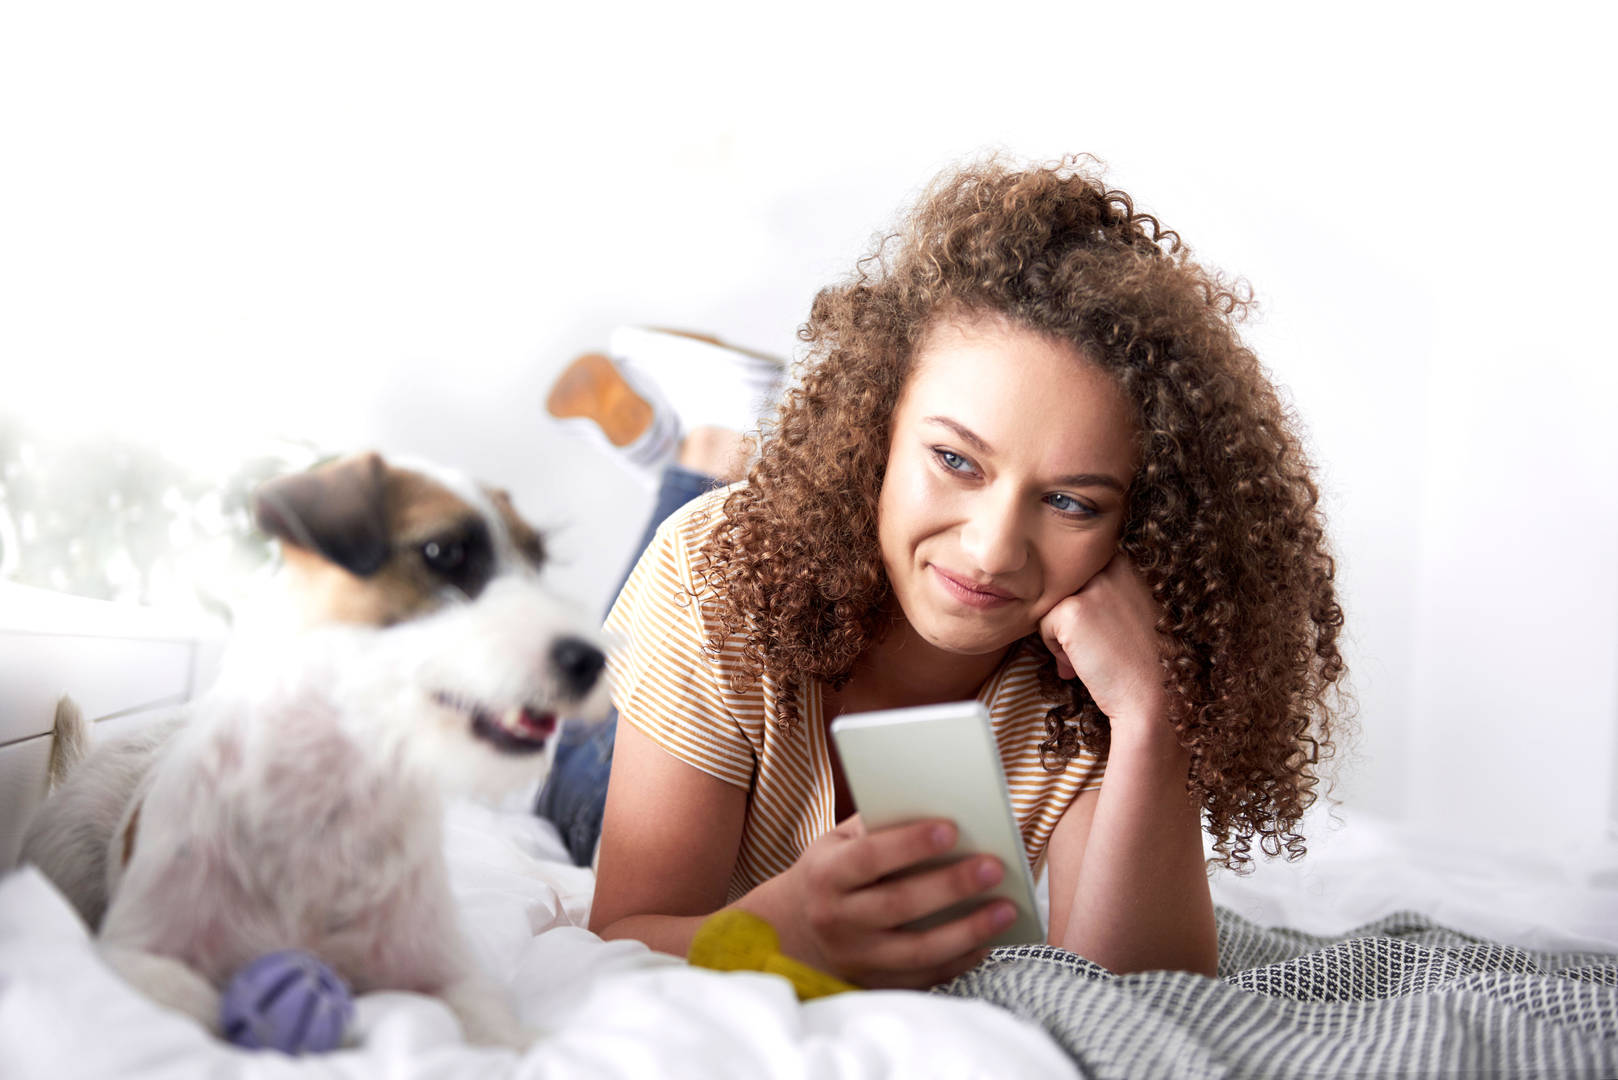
[829,701,1046,948]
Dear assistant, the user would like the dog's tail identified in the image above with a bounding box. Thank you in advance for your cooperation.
[47,695,90,790]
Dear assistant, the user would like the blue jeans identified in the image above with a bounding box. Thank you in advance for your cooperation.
[534,464,720,865]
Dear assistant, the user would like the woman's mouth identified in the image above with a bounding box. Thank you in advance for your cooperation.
[929,565,1017,609]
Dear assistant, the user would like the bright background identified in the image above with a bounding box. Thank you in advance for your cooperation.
[3,1,1614,855]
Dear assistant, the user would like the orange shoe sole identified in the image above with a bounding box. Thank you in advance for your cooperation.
[545,353,656,448]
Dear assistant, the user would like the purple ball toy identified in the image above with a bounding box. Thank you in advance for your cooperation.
[220,950,354,1054]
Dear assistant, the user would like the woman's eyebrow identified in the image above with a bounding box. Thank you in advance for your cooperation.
[926,415,994,455]
[924,414,1127,492]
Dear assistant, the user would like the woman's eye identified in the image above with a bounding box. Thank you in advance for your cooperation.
[935,448,972,472]
[1046,493,1096,518]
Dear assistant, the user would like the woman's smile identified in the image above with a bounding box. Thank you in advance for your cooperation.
[928,564,1018,609]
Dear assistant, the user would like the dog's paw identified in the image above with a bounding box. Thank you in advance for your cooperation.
[439,976,536,1050]
[99,943,222,1033]
[473,1019,541,1052]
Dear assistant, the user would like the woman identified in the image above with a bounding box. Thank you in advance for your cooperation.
[586,155,1346,987]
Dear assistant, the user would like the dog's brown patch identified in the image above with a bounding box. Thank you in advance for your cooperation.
[487,488,546,568]
[121,801,141,867]
[389,470,484,551]
[269,457,543,628]
[275,461,479,626]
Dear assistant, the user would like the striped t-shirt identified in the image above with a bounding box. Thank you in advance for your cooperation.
[604,485,1107,904]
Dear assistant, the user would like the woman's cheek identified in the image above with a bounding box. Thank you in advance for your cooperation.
[1047,539,1117,603]
[879,452,932,565]
[886,452,944,527]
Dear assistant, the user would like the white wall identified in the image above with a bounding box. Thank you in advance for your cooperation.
[3,1,1614,854]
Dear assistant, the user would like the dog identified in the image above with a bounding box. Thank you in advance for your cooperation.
[19,451,609,1048]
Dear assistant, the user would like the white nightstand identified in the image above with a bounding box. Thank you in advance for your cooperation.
[0,583,224,870]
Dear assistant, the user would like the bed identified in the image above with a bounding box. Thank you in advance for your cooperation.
[2,589,1616,1077]
[4,793,1617,1078]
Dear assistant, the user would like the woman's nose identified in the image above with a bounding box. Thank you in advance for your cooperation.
[960,492,1028,576]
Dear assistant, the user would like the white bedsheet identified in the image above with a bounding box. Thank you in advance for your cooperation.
[7,798,1613,1078]
[0,800,1080,1079]
[1207,804,1618,955]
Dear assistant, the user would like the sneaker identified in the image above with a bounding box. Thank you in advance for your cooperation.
[545,351,681,473]
[609,327,785,440]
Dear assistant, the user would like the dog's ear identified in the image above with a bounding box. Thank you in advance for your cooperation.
[253,453,391,577]
[486,487,547,568]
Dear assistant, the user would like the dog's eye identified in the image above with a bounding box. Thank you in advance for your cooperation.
[418,521,494,597]
[422,539,468,572]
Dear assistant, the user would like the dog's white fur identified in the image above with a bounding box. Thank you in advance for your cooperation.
[20,454,608,1049]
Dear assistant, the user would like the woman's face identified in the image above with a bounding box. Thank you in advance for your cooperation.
[877,314,1139,659]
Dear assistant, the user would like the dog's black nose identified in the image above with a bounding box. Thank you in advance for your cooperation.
[551,637,606,696]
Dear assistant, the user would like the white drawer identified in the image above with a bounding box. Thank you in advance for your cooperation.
[0,632,195,744]
[0,732,52,869]
[0,701,186,871]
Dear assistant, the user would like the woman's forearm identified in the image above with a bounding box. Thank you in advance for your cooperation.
[594,912,713,957]
[1056,724,1218,976]
[594,871,802,962]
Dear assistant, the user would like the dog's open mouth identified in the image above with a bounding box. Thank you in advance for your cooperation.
[431,690,556,755]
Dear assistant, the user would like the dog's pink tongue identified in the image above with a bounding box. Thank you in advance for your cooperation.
[515,708,556,738]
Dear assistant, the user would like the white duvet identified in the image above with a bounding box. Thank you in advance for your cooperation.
[1205,805,1618,957]
[7,796,1615,1079]
[0,800,1079,1079]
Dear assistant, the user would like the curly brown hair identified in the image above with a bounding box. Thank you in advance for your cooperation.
[697,154,1347,870]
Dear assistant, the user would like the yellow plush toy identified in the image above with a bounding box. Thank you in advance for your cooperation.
[688,910,858,1001]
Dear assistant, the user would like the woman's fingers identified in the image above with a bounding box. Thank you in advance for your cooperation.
[1039,612,1079,680]
[794,817,1019,987]
[856,902,1013,988]
[1037,552,1171,724]
[839,851,1007,930]
[860,947,995,991]
[816,816,958,892]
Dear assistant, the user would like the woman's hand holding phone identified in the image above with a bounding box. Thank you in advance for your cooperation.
[772,813,1016,989]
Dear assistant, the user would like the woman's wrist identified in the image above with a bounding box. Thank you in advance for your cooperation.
[1056,705,1215,976]
[730,866,819,968]
[1104,698,1186,762]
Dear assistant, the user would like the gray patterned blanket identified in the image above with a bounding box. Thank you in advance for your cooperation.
[936,909,1618,1079]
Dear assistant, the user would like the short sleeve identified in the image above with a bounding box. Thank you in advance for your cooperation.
[987,642,1108,873]
[603,496,755,790]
